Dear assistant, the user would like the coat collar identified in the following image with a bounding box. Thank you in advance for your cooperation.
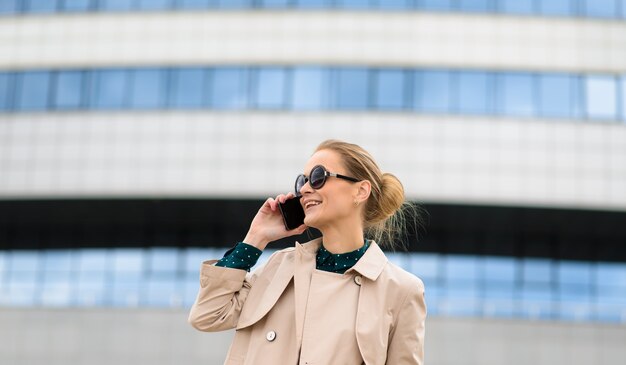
[296,236,388,281]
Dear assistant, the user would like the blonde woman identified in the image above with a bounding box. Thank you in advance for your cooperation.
[189,139,427,364]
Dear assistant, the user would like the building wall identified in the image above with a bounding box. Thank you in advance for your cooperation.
[1,307,625,365]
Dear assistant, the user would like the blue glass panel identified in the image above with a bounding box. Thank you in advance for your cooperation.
[111,280,141,307]
[296,0,329,7]
[78,249,109,272]
[420,0,453,11]
[41,272,73,306]
[522,258,553,285]
[458,71,492,114]
[445,255,478,283]
[216,0,251,8]
[145,277,181,307]
[498,73,536,117]
[558,261,591,285]
[291,67,328,110]
[622,0,626,19]
[260,0,289,7]
[99,0,134,11]
[76,272,107,306]
[483,283,515,317]
[25,0,57,13]
[374,69,406,110]
[415,70,451,113]
[129,69,166,109]
[0,73,11,111]
[183,248,212,273]
[43,250,74,272]
[54,71,84,109]
[0,0,19,14]
[10,251,40,272]
[583,0,617,18]
[148,248,179,274]
[621,76,626,121]
[408,254,439,281]
[483,256,516,284]
[137,0,172,10]
[539,74,574,118]
[8,273,38,306]
[335,68,369,110]
[458,0,492,12]
[499,0,534,14]
[112,248,144,274]
[596,263,626,287]
[91,69,129,109]
[170,68,206,108]
[211,68,249,109]
[178,0,212,9]
[441,284,481,316]
[0,251,6,272]
[16,71,51,111]
[254,68,287,109]
[336,0,371,9]
[62,0,92,11]
[520,285,554,319]
[585,75,617,120]
[539,0,574,16]
[376,0,410,9]
[183,277,200,307]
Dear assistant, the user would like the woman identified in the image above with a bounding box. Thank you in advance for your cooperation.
[188,139,427,365]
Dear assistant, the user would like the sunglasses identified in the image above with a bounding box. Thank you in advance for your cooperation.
[295,165,360,197]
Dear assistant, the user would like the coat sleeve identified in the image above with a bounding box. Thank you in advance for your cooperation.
[386,279,427,365]
[187,253,272,332]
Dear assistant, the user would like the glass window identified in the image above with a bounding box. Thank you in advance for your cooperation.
[183,248,212,273]
[0,0,20,14]
[145,277,181,307]
[16,71,51,111]
[445,255,478,283]
[585,75,617,120]
[583,0,617,18]
[148,248,179,274]
[53,71,84,110]
[78,249,109,273]
[522,258,553,285]
[254,68,287,109]
[62,0,92,11]
[336,0,371,9]
[98,0,134,11]
[137,0,172,10]
[335,68,369,110]
[539,74,575,118]
[539,0,574,16]
[91,69,129,109]
[216,0,252,8]
[296,0,329,7]
[260,0,290,7]
[596,262,626,288]
[620,76,626,121]
[0,73,11,111]
[170,68,206,108]
[24,0,57,13]
[499,0,534,14]
[415,70,452,113]
[129,69,167,109]
[420,0,453,10]
[178,0,212,9]
[558,261,591,285]
[211,68,249,110]
[376,0,410,9]
[112,248,144,275]
[498,73,536,117]
[457,71,493,114]
[43,250,74,272]
[408,254,439,281]
[76,271,107,306]
[374,69,406,110]
[291,67,328,110]
[458,0,492,12]
[483,256,517,284]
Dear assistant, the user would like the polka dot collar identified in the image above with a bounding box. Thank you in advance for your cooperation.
[316,239,371,274]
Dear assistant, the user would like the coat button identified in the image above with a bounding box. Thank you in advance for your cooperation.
[266,330,276,342]
[354,275,362,286]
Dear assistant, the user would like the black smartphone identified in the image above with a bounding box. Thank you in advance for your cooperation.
[278,197,305,231]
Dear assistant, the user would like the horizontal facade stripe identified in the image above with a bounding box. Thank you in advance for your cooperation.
[1,66,625,122]
[1,12,626,72]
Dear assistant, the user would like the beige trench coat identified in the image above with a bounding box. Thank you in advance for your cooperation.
[188,237,427,365]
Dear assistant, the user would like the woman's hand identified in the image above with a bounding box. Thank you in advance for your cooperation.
[242,192,307,250]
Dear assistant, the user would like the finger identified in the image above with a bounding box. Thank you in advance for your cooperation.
[276,194,287,204]
[267,197,276,211]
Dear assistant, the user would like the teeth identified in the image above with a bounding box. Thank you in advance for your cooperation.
[305,201,321,209]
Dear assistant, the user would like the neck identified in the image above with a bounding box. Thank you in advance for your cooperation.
[319,221,365,254]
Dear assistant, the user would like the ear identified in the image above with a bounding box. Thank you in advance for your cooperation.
[354,180,371,204]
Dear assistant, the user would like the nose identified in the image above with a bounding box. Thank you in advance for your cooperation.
[299,179,313,196]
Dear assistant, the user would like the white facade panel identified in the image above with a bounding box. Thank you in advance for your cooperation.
[0,12,625,72]
[0,112,624,211]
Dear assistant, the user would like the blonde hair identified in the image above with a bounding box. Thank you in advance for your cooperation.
[313,139,427,250]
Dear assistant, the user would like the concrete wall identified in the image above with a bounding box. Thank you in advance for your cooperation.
[1,307,625,365]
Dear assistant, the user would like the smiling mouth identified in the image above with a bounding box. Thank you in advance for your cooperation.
[304,201,321,210]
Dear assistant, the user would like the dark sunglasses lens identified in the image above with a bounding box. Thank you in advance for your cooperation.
[295,175,306,194]
[310,166,326,189]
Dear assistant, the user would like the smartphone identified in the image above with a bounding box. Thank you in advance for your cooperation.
[278,197,305,231]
